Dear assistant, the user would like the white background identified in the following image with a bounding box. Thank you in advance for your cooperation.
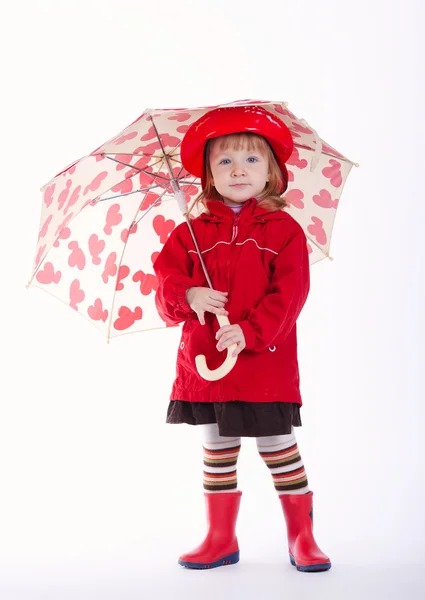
[1,1,424,598]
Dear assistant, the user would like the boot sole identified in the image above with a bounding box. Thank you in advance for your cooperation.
[178,550,240,570]
[289,554,331,572]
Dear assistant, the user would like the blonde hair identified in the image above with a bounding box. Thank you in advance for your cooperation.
[187,132,288,218]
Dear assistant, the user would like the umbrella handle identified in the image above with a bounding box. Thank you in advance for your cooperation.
[195,315,238,381]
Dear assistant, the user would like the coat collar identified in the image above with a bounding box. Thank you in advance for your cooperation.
[200,197,287,222]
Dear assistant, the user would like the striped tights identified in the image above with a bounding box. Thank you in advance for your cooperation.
[200,423,309,495]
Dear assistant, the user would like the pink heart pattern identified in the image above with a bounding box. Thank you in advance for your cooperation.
[285,189,305,210]
[88,234,105,265]
[153,215,176,244]
[116,265,130,291]
[69,279,85,311]
[322,160,343,188]
[114,306,143,330]
[313,189,339,209]
[307,217,327,246]
[121,223,138,243]
[104,204,122,235]
[39,215,53,240]
[132,270,158,295]
[30,100,355,339]
[58,180,72,210]
[44,184,55,208]
[64,185,81,215]
[53,227,71,248]
[36,262,61,284]
[102,252,118,284]
[68,241,86,270]
[87,298,108,322]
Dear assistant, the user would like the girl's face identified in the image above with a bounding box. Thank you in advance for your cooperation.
[208,138,270,206]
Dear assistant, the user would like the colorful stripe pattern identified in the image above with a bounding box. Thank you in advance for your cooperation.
[257,435,309,494]
[203,441,241,492]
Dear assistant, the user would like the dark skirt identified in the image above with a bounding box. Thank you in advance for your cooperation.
[166,400,302,438]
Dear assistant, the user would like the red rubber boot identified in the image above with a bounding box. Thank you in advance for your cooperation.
[178,491,242,569]
[279,491,331,572]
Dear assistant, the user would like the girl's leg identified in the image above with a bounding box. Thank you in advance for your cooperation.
[257,428,331,572]
[198,423,241,493]
[178,423,242,569]
[256,428,310,495]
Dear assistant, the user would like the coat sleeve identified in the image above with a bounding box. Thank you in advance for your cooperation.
[237,226,310,353]
[153,223,197,325]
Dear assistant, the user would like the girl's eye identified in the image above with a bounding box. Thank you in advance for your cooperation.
[218,156,259,165]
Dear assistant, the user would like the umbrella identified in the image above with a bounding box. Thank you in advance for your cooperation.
[27,99,358,379]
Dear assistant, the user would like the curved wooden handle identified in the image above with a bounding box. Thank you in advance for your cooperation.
[195,315,238,381]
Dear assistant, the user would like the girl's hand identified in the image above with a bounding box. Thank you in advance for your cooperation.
[186,287,229,325]
[215,324,246,357]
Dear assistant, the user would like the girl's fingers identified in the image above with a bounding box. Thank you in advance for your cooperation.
[207,299,227,309]
[233,340,246,357]
[218,328,241,340]
[196,298,225,310]
[212,290,229,297]
[217,335,241,350]
[195,305,228,318]
[210,292,229,303]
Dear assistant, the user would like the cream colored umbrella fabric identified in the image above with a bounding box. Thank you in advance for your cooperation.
[28,99,357,341]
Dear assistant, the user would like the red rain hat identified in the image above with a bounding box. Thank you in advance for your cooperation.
[180,105,294,193]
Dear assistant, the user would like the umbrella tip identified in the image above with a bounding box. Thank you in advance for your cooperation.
[328,255,334,262]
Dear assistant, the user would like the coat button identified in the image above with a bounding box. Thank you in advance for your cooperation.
[269,346,276,352]
[180,342,185,350]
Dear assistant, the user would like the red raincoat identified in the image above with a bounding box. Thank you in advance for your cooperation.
[153,197,310,404]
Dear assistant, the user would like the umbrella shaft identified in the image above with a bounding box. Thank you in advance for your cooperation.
[184,215,213,290]
[150,113,214,290]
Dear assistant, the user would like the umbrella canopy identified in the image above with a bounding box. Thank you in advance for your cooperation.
[28,99,357,341]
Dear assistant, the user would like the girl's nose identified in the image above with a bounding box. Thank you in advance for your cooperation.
[231,165,245,176]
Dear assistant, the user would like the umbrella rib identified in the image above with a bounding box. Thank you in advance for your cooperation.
[97,157,193,204]
[148,115,177,182]
[105,185,173,341]
[104,155,169,180]
[32,159,174,280]
[104,152,174,341]
[147,116,214,289]
[134,187,170,226]
[290,143,356,165]
[304,233,329,259]
[103,154,163,167]
[95,184,166,202]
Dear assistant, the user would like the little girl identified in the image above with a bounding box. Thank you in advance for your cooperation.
[153,105,331,573]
